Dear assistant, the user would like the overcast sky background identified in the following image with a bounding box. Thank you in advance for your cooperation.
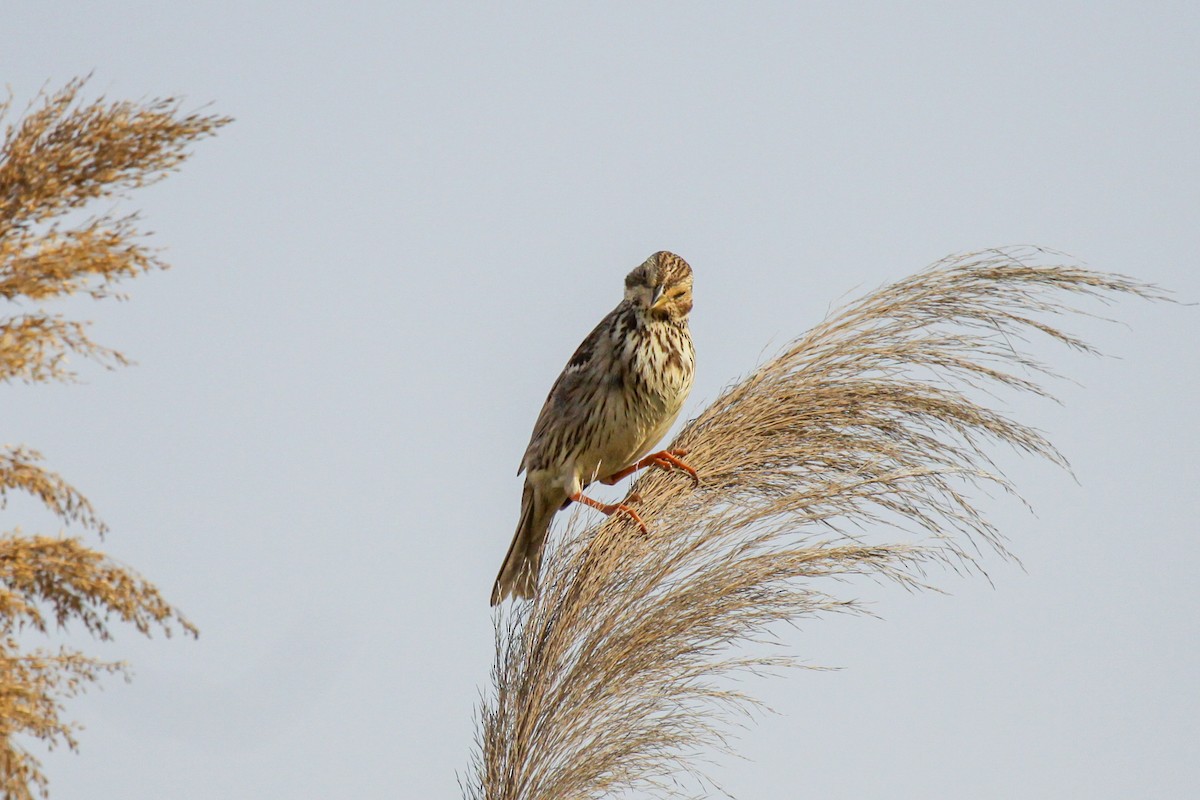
[4,2,1198,798]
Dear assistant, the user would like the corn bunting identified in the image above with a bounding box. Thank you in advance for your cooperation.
[491,251,697,605]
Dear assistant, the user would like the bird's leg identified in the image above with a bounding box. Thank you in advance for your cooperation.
[600,448,700,487]
[570,491,649,535]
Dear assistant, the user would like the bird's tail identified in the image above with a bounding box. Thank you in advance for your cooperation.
[491,483,557,606]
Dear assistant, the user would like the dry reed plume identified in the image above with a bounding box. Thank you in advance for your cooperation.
[1,78,228,799]
[468,247,1163,800]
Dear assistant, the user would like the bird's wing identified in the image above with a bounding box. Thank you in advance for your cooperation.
[518,303,626,474]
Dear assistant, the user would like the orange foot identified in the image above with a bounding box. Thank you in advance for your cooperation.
[601,448,700,487]
[570,491,648,534]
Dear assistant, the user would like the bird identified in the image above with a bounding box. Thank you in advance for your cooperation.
[491,251,698,606]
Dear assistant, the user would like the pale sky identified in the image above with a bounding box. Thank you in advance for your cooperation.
[4,2,1198,798]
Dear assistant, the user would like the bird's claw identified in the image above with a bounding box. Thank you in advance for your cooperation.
[648,448,701,487]
[570,491,650,535]
[616,503,650,536]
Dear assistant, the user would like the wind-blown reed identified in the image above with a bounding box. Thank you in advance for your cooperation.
[468,248,1161,800]
[1,78,227,800]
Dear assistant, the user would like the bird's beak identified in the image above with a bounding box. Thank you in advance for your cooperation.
[651,285,666,307]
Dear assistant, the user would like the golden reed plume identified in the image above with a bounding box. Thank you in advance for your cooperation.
[468,248,1165,800]
[1,78,228,800]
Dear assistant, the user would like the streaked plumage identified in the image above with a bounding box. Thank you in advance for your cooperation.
[491,251,696,605]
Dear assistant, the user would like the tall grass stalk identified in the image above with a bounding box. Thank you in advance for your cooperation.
[468,247,1163,800]
[1,78,227,800]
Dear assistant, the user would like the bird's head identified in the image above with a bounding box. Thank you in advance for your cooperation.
[624,251,693,322]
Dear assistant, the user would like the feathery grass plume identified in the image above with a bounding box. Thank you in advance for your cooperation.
[1,78,227,800]
[469,247,1165,800]
[1,76,230,382]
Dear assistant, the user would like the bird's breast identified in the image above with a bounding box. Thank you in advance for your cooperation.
[630,322,695,408]
[539,316,695,490]
[582,321,693,473]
